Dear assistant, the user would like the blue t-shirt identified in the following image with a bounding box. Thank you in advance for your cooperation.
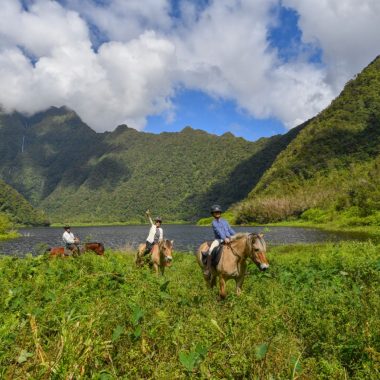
[212,218,235,240]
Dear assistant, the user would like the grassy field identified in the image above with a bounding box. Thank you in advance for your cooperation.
[1,241,379,379]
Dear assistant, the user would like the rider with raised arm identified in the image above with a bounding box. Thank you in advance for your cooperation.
[143,210,164,255]
[203,205,236,277]
[62,225,80,255]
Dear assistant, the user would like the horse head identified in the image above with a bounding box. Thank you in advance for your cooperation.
[248,233,269,271]
[160,239,174,266]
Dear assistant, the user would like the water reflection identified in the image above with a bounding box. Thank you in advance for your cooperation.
[0,224,373,257]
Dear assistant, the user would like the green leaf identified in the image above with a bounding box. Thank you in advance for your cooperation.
[17,349,33,364]
[160,280,170,292]
[290,355,302,374]
[133,325,142,339]
[179,351,198,372]
[255,343,268,360]
[210,319,226,336]
[112,325,124,342]
[129,305,144,326]
[194,343,208,357]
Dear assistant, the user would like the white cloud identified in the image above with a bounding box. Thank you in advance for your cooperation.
[283,0,380,90]
[0,0,379,132]
[0,0,176,131]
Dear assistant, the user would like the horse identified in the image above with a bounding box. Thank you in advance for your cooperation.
[48,242,105,257]
[136,239,174,275]
[196,233,269,299]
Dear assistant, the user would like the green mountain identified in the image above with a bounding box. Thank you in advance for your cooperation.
[0,108,303,223]
[0,179,49,226]
[235,56,380,226]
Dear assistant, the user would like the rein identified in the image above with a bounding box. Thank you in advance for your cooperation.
[225,234,251,276]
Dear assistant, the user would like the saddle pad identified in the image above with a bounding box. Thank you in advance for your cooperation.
[201,244,223,268]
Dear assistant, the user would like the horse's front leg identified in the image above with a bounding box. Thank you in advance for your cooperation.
[153,263,159,276]
[219,276,227,299]
[235,276,245,296]
[135,250,143,267]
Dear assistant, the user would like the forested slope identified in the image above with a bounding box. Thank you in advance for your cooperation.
[0,108,303,223]
[235,56,380,226]
[0,179,48,226]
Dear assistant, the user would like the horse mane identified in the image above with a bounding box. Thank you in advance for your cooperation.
[231,232,249,241]
[160,239,173,247]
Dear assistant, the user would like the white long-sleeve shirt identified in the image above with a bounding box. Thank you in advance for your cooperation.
[62,231,75,244]
[146,216,163,243]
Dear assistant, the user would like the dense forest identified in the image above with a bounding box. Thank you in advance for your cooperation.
[234,56,380,227]
[1,56,379,226]
[0,108,303,223]
[0,179,48,238]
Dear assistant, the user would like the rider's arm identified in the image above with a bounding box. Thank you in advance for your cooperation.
[227,223,236,237]
[146,210,154,226]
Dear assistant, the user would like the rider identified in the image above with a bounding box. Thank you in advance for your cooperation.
[203,204,236,277]
[143,210,163,255]
[62,225,80,255]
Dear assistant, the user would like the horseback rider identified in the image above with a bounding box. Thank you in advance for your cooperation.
[62,225,80,255]
[203,205,236,277]
[143,210,163,256]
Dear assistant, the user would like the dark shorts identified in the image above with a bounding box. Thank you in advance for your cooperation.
[145,241,154,253]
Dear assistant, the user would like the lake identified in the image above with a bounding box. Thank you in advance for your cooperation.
[0,224,373,257]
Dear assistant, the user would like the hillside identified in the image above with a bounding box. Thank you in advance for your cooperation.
[0,179,48,226]
[235,56,380,227]
[0,108,303,223]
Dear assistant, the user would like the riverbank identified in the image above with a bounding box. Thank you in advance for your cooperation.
[1,241,379,378]
[197,214,380,242]
[0,231,20,241]
[259,220,380,240]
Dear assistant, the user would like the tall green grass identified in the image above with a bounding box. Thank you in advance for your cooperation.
[1,241,379,378]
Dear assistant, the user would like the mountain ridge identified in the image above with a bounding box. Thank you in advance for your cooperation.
[234,55,380,226]
[0,108,303,223]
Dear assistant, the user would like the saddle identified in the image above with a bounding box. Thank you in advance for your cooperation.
[201,242,223,268]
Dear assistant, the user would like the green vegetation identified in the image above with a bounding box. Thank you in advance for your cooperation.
[0,212,19,240]
[0,179,49,227]
[2,57,380,228]
[0,107,303,224]
[1,241,379,378]
[235,56,380,227]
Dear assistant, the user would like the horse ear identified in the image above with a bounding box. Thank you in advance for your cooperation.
[171,240,174,246]
[259,233,264,238]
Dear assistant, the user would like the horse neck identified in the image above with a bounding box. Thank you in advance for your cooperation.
[230,236,250,260]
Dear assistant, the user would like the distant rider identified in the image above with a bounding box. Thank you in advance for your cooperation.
[203,205,236,277]
[143,210,163,255]
[62,225,80,255]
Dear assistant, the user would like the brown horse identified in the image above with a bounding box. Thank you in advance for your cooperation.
[136,239,174,275]
[196,233,269,299]
[48,242,105,257]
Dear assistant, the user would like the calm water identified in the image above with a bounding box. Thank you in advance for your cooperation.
[0,225,373,257]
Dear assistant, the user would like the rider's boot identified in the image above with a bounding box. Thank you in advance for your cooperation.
[203,254,212,279]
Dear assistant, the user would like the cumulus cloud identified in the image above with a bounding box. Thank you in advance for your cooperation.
[0,0,379,131]
[0,0,176,130]
[283,0,380,90]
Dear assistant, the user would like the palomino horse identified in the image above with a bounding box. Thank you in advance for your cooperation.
[136,239,174,275]
[196,233,269,299]
[48,242,105,257]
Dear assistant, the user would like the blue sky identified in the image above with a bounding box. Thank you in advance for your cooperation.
[0,1,379,140]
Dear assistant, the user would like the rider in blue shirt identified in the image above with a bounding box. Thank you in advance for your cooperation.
[204,204,236,277]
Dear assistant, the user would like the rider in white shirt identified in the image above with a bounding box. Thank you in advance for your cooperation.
[144,210,163,255]
[62,226,80,255]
